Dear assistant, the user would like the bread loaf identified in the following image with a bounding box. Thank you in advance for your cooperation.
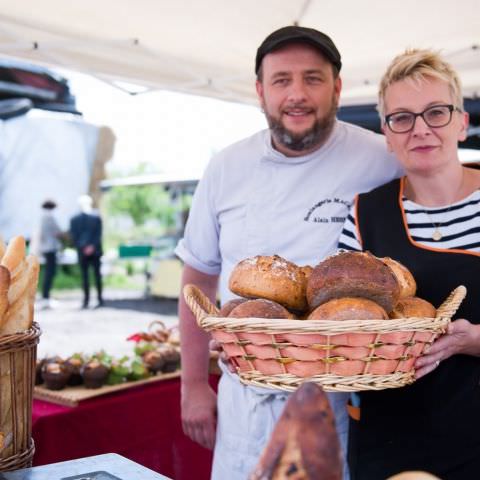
[390,297,436,319]
[218,298,247,317]
[0,236,26,280]
[382,257,416,298]
[307,297,388,321]
[229,299,294,319]
[229,255,308,312]
[250,382,342,480]
[307,251,400,313]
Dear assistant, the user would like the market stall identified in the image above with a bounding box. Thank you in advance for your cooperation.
[32,375,219,479]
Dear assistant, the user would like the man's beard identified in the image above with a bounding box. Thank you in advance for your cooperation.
[265,97,338,153]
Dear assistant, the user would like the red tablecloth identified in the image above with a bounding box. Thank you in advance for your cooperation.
[32,375,219,480]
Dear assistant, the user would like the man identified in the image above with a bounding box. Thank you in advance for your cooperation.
[70,194,104,309]
[175,26,402,479]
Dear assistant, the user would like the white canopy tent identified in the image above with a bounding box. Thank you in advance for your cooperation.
[0,0,479,107]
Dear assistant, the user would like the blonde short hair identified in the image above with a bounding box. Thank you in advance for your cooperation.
[378,49,463,119]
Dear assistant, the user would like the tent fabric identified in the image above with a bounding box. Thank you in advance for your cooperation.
[0,0,478,107]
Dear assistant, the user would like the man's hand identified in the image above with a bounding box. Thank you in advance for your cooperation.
[415,319,480,379]
[181,382,217,450]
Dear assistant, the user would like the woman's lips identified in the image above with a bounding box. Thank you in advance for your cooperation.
[411,145,437,153]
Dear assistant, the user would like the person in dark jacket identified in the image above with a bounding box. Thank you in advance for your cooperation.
[70,195,104,309]
[338,49,480,480]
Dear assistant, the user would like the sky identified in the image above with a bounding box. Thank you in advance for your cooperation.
[64,70,267,178]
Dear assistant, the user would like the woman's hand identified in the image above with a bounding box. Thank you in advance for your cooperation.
[415,319,480,379]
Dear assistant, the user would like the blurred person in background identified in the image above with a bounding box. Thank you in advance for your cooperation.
[35,199,63,308]
[70,194,104,309]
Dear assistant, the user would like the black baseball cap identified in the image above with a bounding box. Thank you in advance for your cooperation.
[255,26,342,74]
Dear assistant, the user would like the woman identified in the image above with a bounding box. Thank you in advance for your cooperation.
[338,49,480,479]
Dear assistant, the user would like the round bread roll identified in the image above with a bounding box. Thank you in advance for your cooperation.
[228,299,294,319]
[382,257,417,298]
[390,296,436,319]
[307,251,400,313]
[307,297,388,321]
[229,255,308,312]
[218,298,247,317]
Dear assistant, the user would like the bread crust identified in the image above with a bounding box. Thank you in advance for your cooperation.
[307,251,400,313]
[250,382,342,480]
[229,255,308,312]
[307,297,388,321]
[218,298,247,317]
[390,296,436,319]
[382,257,417,298]
[228,299,294,319]
[1,236,26,279]
[0,266,10,328]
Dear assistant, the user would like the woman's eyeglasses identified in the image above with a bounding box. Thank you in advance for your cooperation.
[384,104,462,133]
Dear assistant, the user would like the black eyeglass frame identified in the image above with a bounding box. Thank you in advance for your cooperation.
[384,104,462,133]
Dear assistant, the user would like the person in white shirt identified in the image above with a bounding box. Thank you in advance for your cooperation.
[175,25,402,480]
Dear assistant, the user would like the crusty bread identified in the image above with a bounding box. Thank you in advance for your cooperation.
[1,236,26,279]
[0,237,6,261]
[250,382,342,480]
[0,266,10,329]
[307,297,388,321]
[1,300,30,335]
[382,257,417,298]
[7,255,36,305]
[307,251,400,313]
[228,299,294,319]
[218,298,248,317]
[0,254,39,335]
[390,296,436,319]
[300,265,313,282]
[229,255,308,312]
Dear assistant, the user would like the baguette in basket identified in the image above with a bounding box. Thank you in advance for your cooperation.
[0,235,41,468]
[184,251,466,392]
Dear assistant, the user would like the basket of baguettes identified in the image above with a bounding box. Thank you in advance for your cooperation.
[184,251,466,392]
[0,236,40,471]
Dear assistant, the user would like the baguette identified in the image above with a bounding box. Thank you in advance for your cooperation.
[0,255,39,335]
[0,237,6,261]
[1,236,26,279]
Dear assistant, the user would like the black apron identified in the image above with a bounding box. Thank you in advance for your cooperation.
[349,177,480,480]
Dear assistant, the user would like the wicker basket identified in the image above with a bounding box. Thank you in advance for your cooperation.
[184,285,466,392]
[0,322,41,471]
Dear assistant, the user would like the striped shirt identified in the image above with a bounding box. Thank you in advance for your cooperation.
[338,188,480,253]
